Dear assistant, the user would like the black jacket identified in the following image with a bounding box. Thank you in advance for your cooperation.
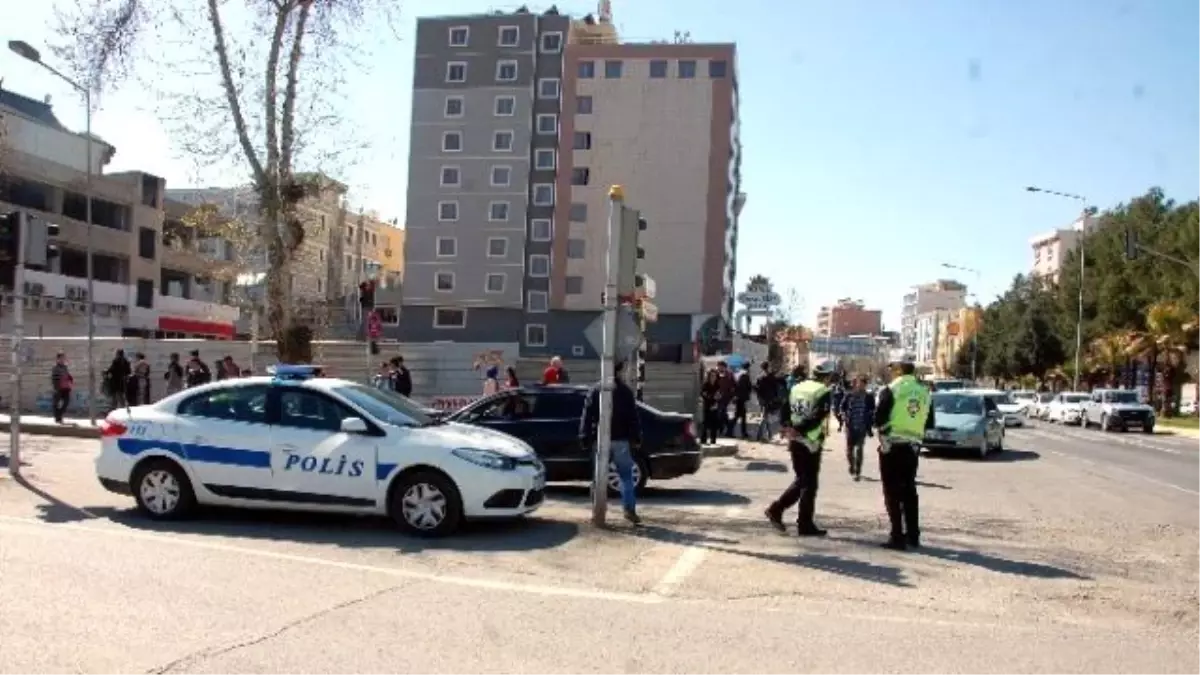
[873,385,937,438]
[580,380,642,445]
[391,366,413,397]
[755,372,779,409]
[185,358,212,387]
[779,380,832,439]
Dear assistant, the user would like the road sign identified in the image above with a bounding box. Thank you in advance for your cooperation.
[584,306,641,360]
[736,290,781,313]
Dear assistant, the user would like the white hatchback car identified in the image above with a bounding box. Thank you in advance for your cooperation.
[95,366,546,537]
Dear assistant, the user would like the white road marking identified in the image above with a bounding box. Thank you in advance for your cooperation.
[649,506,744,598]
[1041,450,1200,496]
[1023,425,1190,454]
[0,515,663,605]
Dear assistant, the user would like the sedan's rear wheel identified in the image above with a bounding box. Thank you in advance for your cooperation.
[388,470,463,537]
[607,455,649,496]
[132,459,196,520]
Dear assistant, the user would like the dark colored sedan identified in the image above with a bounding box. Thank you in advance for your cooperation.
[445,385,701,493]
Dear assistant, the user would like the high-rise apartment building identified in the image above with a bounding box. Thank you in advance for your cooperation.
[816,298,882,337]
[900,279,967,353]
[1030,213,1095,283]
[400,5,742,357]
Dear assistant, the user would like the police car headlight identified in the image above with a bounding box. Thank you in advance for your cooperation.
[452,447,517,471]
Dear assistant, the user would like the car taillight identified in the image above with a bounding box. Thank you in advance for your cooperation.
[99,419,127,437]
[683,420,694,439]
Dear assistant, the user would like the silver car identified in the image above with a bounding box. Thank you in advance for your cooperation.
[922,391,1005,459]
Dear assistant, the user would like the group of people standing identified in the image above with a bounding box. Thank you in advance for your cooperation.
[372,356,414,397]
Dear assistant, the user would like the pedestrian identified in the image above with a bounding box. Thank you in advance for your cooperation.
[482,365,501,395]
[164,353,184,396]
[504,366,520,389]
[390,356,413,397]
[699,368,723,444]
[840,374,875,481]
[50,352,73,423]
[714,361,735,436]
[373,361,394,391]
[731,366,752,438]
[579,360,643,525]
[542,356,568,384]
[872,352,934,550]
[104,349,131,409]
[754,361,780,442]
[765,360,837,537]
[221,355,241,380]
[831,377,846,432]
[128,353,151,405]
[185,350,211,388]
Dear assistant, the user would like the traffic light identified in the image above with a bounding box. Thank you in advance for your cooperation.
[24,215,60,269]
[0,212,17,288]
[358,280,376,309]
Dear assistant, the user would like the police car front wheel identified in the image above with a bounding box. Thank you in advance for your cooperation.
[388,470,463,537]
[132,459,196,520]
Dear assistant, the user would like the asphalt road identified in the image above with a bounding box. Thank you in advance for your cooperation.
[1,428,1196,673]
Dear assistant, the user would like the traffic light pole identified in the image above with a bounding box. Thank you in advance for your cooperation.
[9,213,27,476]
[635,305,646,402]
[592,185,624,527]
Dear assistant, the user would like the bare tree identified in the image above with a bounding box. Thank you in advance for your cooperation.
[51,0,399,359]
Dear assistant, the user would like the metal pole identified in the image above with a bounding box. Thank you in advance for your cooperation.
[1074,232,1084,391]
[635,305,646,402]
[355,211,369,382]
[9,212,27,476]
[592,185,623,526]
[85,89,96,424]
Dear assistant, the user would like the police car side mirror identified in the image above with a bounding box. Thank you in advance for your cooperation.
[340,417,369,434]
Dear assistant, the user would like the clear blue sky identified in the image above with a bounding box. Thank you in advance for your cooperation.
[2,0,1197,328]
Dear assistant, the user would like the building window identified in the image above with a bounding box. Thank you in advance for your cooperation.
[604,60,623,78]
[536,113,558,135]
[568,203,587,222]
[494,95,515,116]
[442,131,462,152]
[534,148,556,170]
[576,95,593,114]
[446,61,467,83]
[573,131,592,150]
[530,218,552,241]
[532,184,555,206]
[376,305,400,325]
[570,167,590,186]
[649,59,668,78]
[493,130,514,151]
[578,60,595,79]
[485,273,506,293]
[433,307,466,329]
[496,59,518,82]
[436,237,457,258]
[490,165,512,187]
[566,238,586,259]
[440,166,460,187]
[136,279,154,308]
[541,31,563,53]
[498,25,519,47]
[488,201,510,222]
[435,271,455,292]
[565,275,584,295]
[678,59,696,78]
[438,201,459,222]
[525,324,547,347]
[538,78,560,99]
[138,227,156,260]
[527,290,548,313]
[444,95,464,118]
[709,59,728,78]
[448,26,469,47]
[529,254,550,277]
[487,237,508,258]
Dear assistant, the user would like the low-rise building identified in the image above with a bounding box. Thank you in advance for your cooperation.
[816,298,882,337]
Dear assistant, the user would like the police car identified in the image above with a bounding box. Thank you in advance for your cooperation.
[95,365,546,537]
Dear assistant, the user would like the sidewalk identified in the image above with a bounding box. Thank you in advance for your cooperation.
[0,414,100,439]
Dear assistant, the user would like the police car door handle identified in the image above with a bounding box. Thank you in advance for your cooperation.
[277,444,299,452]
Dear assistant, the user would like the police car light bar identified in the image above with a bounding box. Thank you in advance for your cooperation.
[266,364,324,381]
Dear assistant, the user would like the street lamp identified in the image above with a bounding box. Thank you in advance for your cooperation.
[1026,185,1087,392]
[9,40,98,424]
[940,263,981,383]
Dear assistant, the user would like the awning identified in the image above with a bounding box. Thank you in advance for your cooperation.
[158,316,235,339]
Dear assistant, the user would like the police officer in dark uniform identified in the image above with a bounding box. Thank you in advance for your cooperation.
[765,360,838,536]
[872,351,935,550]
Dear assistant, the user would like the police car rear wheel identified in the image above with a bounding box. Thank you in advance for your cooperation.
[389,471,462,537]
[132,459,195,520]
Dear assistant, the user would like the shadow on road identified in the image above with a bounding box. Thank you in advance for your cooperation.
[856,476,952,490]
[546,484,752,508]
[12,473,98,524]
[911,544,1090,580]
[926,448,1041,463]
[77,505,580,553]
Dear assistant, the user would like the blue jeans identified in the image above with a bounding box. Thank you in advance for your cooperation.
[755,408,776,441]
[610,440,638,512]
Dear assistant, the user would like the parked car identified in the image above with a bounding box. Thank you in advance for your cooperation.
[1046,392,1090,425]
[445,384,702,493]
[1030,392,1056,420]
[1011,390,1039,417]
[969,389,1025,427]
[922,391,1005,459]
[95,366,546,537]
[1179,400,1197,416]
[1082,388,1156,433]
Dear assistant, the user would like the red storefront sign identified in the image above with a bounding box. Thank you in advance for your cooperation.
[158,316,235,339]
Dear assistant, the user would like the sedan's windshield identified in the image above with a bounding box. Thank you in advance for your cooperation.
[1063,394,1090,404]
[331,384,434,426]
[932,394,983,416]
[1106,391,1140,404]
[1038,393,1055,402]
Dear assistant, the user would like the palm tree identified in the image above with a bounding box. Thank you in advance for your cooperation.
[1133,301,1199,414]
[1086,330,1138,388]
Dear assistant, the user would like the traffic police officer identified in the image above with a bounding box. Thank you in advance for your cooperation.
[872,351,935,550]
[765,360,837,536]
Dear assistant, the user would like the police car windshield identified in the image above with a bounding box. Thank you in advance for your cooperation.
[331,384,435,427]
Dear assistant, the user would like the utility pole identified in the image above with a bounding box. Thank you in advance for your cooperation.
[1025,186,1088,391]
[592,186,624,526]
[9,212,28,476]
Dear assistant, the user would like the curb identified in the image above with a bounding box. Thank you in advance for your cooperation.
[0,421,100,440]
[701,441,740,458]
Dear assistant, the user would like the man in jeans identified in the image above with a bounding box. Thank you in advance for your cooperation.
[840,375,875,480]
[580,361,643,525]
[754,361,779,442]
